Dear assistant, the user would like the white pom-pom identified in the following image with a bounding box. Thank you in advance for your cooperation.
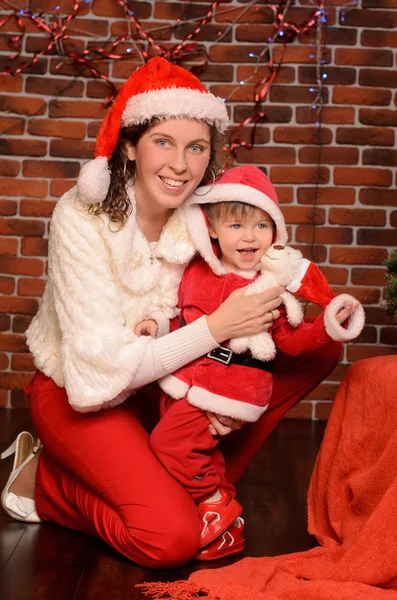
[77,156,111,205]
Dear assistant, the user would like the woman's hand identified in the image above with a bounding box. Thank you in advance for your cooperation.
[206,285,284,344]
[206,412,245,436]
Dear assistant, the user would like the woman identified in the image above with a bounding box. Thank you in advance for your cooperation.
[1,58,340,568]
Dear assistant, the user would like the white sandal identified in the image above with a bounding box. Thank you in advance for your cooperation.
[1,431,42,523]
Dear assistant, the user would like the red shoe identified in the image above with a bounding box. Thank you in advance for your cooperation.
[197,489,243,548]
[195,517,245,561]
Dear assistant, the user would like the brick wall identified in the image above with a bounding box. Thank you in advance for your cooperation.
[0,0,396,415]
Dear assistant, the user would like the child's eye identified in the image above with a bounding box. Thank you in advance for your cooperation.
[258,223,266,229]
[156,139,170,148]
[189,145,204,154]
[231,224,241,230]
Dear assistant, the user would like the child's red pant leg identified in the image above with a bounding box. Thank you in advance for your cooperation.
[28,372,200,569]
[150,397,235,502]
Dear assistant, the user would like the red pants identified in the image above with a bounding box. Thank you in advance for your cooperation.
[28,338,340,569]
[151,397,235,502]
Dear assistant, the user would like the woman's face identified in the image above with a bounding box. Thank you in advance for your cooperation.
[126,119,211,213]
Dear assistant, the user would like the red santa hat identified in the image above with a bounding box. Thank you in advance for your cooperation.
[77,57,229,205]
[184,164,288,275]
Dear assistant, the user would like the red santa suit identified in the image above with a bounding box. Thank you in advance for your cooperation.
[150,165,365,502]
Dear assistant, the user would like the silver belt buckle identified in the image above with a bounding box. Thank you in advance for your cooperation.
[207,345,232,365]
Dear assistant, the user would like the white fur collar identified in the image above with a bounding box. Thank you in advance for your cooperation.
[100,186,196,294]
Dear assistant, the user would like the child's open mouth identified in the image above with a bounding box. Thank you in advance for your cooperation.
[238,248,258,259]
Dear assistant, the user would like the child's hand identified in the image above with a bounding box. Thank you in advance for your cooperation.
[335,301,359,325]
[134,319,158,337]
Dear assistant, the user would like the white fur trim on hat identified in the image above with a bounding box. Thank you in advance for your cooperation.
[122,88,229,133]
[77,156,110,205]
[286,258,311,293]
[188,386,268,422]
[323,294,365,342]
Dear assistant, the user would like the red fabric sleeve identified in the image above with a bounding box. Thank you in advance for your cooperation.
[272,307,335,357]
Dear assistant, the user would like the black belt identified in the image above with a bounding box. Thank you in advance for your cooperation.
[178,316,274,373]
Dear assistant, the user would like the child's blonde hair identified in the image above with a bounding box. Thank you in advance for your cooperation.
[204,201,276,231]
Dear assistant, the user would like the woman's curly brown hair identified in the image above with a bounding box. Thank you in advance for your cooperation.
[87,118,232,228]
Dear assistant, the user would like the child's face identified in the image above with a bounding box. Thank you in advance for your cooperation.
[208,207,275,272]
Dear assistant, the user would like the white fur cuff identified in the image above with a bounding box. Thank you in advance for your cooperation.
[323,294,365,342]
[187,386,268,422]
[158,374,189,399]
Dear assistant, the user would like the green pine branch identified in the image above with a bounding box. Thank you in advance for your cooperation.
[383,250,397,324]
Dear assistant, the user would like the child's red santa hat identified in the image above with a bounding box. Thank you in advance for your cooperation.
[77,57,229,205]
[184,164,365,342]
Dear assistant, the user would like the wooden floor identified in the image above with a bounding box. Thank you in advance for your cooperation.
[0,410,326,600]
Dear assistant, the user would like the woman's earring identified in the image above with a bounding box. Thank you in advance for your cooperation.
[193,168,216,196]
[123,160,129,180]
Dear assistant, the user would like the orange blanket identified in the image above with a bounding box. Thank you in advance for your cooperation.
[139,355,397,600]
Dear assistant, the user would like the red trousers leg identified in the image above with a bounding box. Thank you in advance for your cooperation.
[221,339,341,484]
[29,373,201,569]
[150,398,234,502]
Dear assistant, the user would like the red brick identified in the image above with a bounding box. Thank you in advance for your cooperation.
[236,65,295,85]
[13,315,33,333]
[351,267,387,286]
[363,149,397,167]
[330,247,388,265]
[0,179,47,198]
[273,46,331,65]
[18,278,46,296]
[0,218,44,237]
[0,138,47,157]
[11,353,35,371]
[235,147,295,165]
[297,187,355,205]
[299,66,356,86]
[307,382,339,401]
[0,159,20,177]
[271,167,330,184]
[0,238,18,255]
[314,402,334,420]
[0,314,11,330]
[336,127,394,146]
[25,37,84,57]
[380,327,397,345]
[327,363,348,383]
[365,307,395,325]
[21,238,48,256]
[335,48,393,67]
[295,226,352,245]
[235,24,284,43]
[0,256,43,276]
[296,106,354,125]
[0,389,8,407]
[196,64,234,83]
[333,86,391,106]
[359,188,397,207]
[359,109,397,127]
[175,23,232,42]
[318,266,348,285]
[23,160,80,179]
[274,187,293,204]
[28,119,86,140]
[0,54,47,75]
[67,18,109,37]
[285,401,313,420]
[0,333,28,352]
[329,208,386,227]
[271,86,328,104]
[49,57,109,79]
[333,286,380,304]
[210,45,269,64]
[229,125,270,146]
[334,167,392,187]
[294,245,327,262]
[50,180,74,197]
[361,30,397,48]
[154,1,205,20]
[0,199,18,216]
[25,77,84,98]
[49,100,108,120]
[0,116,25,136]
[0,95,45,116]
[274,127,332,145]
[87,121,101,138]
[50,139,95,159]
[0,353,9,371]
[347,345,397,362]
[391,211,397,228]
[215,4,273,24]
[363,0,397,6]
[0,75,23,93]
[20,199,56,218]
[359,69,397,88]
[0,277,14,295]
[0,372,32,391]
[234,105,292,124]
[357,229,397,246]
[344,8,397,28]
[282,206,325,225]
[299,147,358,165]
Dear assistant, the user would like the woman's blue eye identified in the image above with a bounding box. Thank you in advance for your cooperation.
[190,145,203,154]
[156,140,170,148]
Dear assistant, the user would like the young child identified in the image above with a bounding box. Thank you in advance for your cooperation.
[136,165,365,561]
